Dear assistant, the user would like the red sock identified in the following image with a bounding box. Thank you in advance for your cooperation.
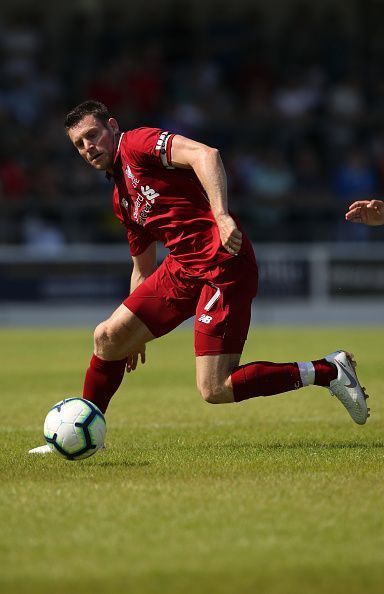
[231,361,302,402]
[83,354,127,413]
[312,359,338,387]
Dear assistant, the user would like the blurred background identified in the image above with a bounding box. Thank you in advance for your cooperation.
[0,0,384,325]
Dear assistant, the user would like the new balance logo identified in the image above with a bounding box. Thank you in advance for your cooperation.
[198,314,213,324]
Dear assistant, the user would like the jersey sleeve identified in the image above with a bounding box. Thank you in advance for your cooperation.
[126,222,156,257]
[112,187,156,256]
[122,127,175,170]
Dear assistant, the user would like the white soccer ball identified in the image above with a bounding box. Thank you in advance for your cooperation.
[43,398,106,460]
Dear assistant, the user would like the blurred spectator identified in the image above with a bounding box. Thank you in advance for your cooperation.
[331,148,377,202]
[1,14,42,79]
[86,60,128,116]
[243,148,295,238]
[249,149,295,199]
[22,213,66,254]
[0,3,383,245]
[273,68,324,120]
[327,74,366,120]
[0,154,29,201]
[331,147,378,240]
[294,146,326,195]
[371,132,384,193]
[289,146,333,241]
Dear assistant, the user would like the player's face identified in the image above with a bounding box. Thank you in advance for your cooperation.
[68,114,119,172]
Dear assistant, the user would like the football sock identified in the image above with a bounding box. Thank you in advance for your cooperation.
[311,358,338,387]
[231,359,337,402]
[83,354,127,413]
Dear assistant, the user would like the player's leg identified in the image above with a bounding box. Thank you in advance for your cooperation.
[195,352,337,404]
[196,353,240,403]
[194,265,369,424]
[84,256,199,414]
[196,350,369,424]
[29,260,198,454]
[30,306,153,454]
[83,303,156,413]
[93,302,156,360]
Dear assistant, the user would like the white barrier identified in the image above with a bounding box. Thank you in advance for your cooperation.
[0,243,383,326]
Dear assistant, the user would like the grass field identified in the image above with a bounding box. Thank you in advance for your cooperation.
[1,326,384,594]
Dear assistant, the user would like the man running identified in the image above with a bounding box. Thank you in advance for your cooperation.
[30,101,369,453]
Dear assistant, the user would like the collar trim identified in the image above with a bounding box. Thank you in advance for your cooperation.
[106,132,124,180]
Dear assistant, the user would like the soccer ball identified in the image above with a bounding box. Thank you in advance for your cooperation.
[43,398,106,460]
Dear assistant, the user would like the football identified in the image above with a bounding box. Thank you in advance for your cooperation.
[43,398,106,460]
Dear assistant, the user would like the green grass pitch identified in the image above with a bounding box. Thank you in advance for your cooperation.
[1,326,384,594]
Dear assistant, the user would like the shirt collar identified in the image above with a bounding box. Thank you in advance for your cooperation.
[106,132,124,181]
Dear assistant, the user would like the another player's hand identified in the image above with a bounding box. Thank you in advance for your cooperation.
[216,213,242,255]
[126,345,146,373]
[345,200,384,226]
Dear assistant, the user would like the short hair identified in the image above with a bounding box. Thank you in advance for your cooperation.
[64,100,110,131]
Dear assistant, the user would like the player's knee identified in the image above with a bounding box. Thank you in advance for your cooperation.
[94,320,121,356]
[197,380,227,404]
[94,321,110,351]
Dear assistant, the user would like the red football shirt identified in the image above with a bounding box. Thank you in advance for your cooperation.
[112,127,252,272]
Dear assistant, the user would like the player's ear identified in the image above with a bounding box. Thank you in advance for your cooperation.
[108,118,119,133]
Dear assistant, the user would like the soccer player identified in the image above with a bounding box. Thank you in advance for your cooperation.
[30,101,369,453]
[346,199,384,226]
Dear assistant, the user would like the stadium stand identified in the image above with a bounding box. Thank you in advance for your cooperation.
[0,0,384,247]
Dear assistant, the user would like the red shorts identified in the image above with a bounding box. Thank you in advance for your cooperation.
[124,253,258,356]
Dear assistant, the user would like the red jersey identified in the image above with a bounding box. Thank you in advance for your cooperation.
[112,127,253,273]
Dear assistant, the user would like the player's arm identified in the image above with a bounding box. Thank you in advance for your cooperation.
[130,241,157,293]
[170,134,242,255]
[345,200,384,226]
[125,241,156,373]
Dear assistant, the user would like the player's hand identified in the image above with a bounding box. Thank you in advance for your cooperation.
[216,213,243,255]
[126,345,146,373]
[345,200,384,226]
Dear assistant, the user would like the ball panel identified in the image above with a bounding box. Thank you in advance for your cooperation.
[82,399,105,419]
[43,398,107,460]
[88,414,107,448]
[43,408,63,439]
